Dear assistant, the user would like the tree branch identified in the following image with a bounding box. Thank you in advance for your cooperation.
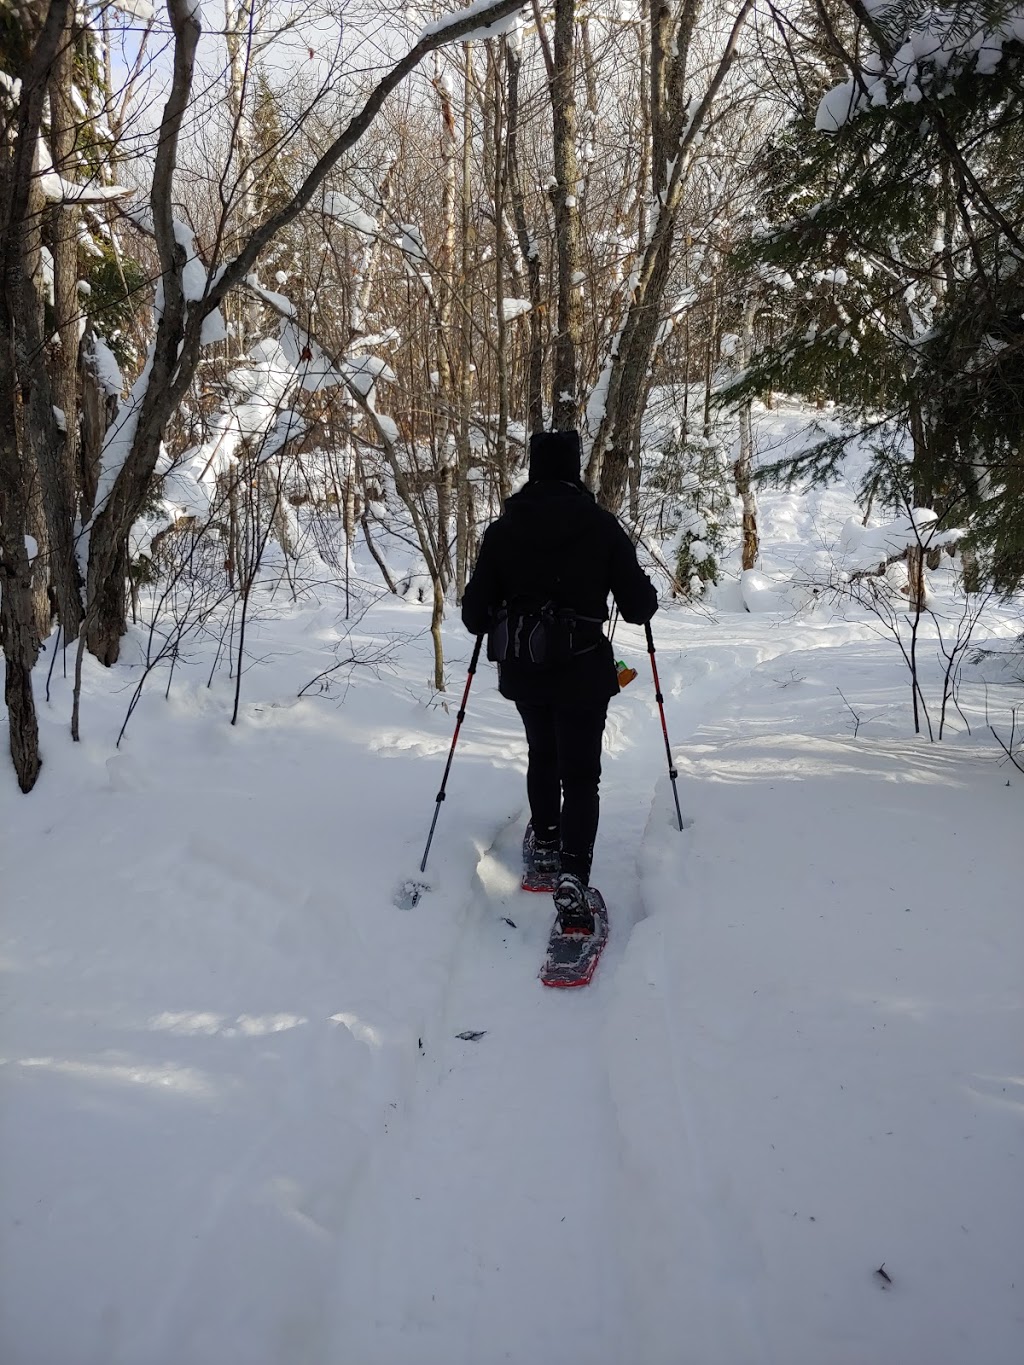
[202,0,532,320]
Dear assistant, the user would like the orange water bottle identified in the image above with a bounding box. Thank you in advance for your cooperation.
[616,658,637,688]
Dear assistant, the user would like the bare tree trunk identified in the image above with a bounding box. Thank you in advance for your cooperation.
[550,0,583,429]
[590,0,754,509]
[505,38,544,434]
[703,269,719,441]
[735,405,758,570]
[84,0,203,665]
[0,512,42,791]
[19,150,54,642]
[432,60,458,584]
[224,0,260,349]
[79,329,118,523]
[0,0,73,791]
[44,8,85,637]
[489,48,512,503]
[906,543,926,613]
[348,159,394,345]
[455,44,474,599]
[735,296,758,570]
[430,575,445,692]
[360,512,398,595]
[634,8,651,249]
[0,298,43,788]
[227,474,239,587]
[906,396,931,613]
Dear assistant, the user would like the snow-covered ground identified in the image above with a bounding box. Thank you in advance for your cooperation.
[2,423,1022,1364]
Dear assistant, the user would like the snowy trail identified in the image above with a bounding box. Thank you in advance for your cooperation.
[330,820,635,1364]
[328,621,889,1363]
[3,584,1022,1365]
[326,622,801,1362]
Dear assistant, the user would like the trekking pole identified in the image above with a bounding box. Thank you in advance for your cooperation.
[645,621,684,832]
[418,634,484,874]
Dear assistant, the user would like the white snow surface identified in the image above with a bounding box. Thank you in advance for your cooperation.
[2,417,1022,1364]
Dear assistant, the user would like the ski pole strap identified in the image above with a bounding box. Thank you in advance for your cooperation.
[419,635,484,873]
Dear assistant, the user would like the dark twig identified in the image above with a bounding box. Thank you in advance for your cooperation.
[836,687,861,738]
[989,723,1024,774]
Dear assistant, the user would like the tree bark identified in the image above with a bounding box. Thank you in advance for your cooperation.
[44,7,85,636]
[0,0,73,791]
[490,50,512,503]
[590,0,754,509]
[735,297,758,570]
[505,39,544,434]
[432,55,458,587]
[455,44,474,600]
[0,308,43,789]
[550,0,583,429]
[84,0,202,664]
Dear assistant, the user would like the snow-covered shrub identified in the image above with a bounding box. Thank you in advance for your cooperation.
[649,430,732,599]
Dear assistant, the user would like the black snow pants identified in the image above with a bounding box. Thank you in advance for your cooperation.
[515,700,609,885]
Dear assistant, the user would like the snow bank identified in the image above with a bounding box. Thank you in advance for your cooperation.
[614,720,1023,1365]
[740,568,792,612]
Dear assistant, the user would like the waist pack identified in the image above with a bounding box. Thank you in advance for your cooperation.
[487,601,603,669]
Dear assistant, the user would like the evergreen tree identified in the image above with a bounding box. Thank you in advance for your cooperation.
[726,1,1024,590]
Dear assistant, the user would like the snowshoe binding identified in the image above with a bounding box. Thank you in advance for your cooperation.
[552,872,594,935]
[522,822,560,892]
[541,881,609,989]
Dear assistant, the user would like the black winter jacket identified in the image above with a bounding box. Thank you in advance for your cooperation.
[461,480,658,705]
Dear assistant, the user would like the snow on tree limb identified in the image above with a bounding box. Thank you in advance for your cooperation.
[107,0,156,17]
[36,133,131,203]
[323,192,378,237]
[816,2,1024,130]
[416,0,525,44]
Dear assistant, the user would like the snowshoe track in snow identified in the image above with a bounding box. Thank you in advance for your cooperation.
[329,818,631,1365]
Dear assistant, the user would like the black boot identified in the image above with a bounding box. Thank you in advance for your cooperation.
[526,823,561,876]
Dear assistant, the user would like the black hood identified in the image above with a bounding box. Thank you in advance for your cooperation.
[527,429,583,484]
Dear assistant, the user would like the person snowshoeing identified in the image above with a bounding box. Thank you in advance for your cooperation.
[461,429,658,935]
